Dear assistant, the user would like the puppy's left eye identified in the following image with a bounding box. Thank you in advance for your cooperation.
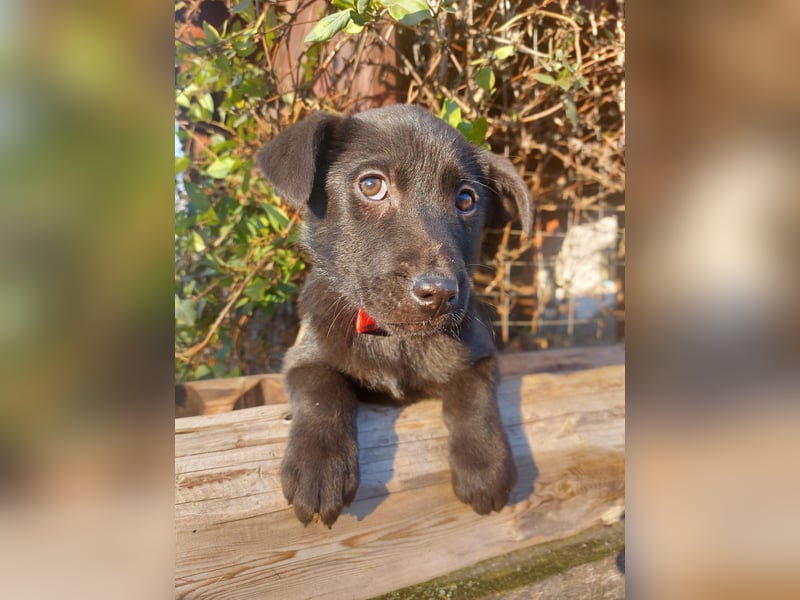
[455,188,477,215]
[358,175,388,201]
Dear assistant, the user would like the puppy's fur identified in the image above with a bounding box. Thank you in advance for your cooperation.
[258,105,532,527]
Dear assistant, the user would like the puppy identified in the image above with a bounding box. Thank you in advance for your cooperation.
[257,105,532,527]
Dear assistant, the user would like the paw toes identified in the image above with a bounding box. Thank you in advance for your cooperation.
[292,501,317,526]
[319,485,345,527]
[342,473,359,507]
[453,464,515,515]
[492,493,506,512]
[280,451,359,528]
[319,504,343,528]
[471,495,493,515]
[467,489,510,514]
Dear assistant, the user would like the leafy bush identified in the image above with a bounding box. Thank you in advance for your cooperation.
[175,1,305,381]
[175,0,625,380]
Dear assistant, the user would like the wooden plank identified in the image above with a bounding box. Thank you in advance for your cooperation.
[175,345,624,417]
[175,360,625,599]
[497,344,624,378]
[176,375,287,418]
[372,520,625,599]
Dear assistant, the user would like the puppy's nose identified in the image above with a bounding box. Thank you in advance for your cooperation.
[411,275,458,317]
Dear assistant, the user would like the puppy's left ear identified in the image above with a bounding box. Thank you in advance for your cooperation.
[256,111,341,211]
[481,152,533,238]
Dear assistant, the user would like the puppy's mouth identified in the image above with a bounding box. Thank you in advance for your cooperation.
[356,307,465,336]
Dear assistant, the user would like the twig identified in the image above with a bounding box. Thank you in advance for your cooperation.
[519,100,565,123]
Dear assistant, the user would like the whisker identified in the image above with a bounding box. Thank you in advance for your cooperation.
[325,296,350,340]
[467,262,497,273]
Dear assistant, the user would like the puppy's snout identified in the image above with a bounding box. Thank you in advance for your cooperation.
[411,275,458,317]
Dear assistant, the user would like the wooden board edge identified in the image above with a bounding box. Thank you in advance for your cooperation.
[370,518,625,600]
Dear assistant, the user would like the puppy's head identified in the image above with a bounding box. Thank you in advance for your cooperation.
[258,105,531,336]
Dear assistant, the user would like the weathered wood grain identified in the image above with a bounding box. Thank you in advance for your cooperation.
[175,344,624,417]
[175,349,624,599]
[175,375,287,418]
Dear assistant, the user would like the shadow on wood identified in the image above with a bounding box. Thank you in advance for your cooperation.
[502,377,538,505]
[344,407,400,522]
[175,345,624,599]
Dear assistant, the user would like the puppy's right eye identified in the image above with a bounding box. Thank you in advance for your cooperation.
[357,175,388,201]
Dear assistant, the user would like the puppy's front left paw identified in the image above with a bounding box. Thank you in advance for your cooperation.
[280,433,360,528]
[449,441,517,514]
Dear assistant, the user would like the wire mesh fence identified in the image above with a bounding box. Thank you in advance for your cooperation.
[478,200,624,352]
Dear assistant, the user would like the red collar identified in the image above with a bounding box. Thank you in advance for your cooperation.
[356,308,385,335]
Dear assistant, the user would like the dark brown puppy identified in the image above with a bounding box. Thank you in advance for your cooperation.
[257,105,532,527]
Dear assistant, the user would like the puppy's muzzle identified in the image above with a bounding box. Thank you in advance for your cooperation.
[410,275,459,319]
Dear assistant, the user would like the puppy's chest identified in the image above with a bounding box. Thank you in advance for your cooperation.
[343,335,468,402]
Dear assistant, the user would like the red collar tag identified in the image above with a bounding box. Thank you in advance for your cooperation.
[356,308,383,334]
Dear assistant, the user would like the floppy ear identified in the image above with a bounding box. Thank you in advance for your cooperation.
[481,151,533,238]
[256,112,341,210]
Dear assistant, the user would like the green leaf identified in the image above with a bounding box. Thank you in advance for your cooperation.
[263,203,291,232]
[440,99,461,129]
[565,97,578,127]
[381,0,431,26]
[241,75,270,97]
[230,0,252,14]
[202,21,220,44]
[215,221,235,246]
[206,157,236,179]
[176,91,191,108]
[344,19,365,34]
[184,182,211,212]
[493,45,515,60]
[475,67,495,93]
[233,36,256,57]
[193,364,213,380]
[197,206,219,227]
[533,72,556,86]
[241,162,252,193]
[175,155,191,174]
[244,278,268,301]
[285,225,303,245]
[304,10,353,44]
[556,68,572,90]
[198,93,214,115]
[356,0,370,14]
[175,296,197,327]
[191,231,206,252]
[215,54,232,74]
[263,6,277,45]
[465,117,489,145]
[209,133,226,150]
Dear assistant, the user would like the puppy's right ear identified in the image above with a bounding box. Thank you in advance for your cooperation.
[256,112,341,210]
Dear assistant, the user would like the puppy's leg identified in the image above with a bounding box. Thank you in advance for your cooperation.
[281,365,359,527]
[441,357,517,514]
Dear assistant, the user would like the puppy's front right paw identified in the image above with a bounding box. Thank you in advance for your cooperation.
[280,434,360,528]
[449,435,517,515]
